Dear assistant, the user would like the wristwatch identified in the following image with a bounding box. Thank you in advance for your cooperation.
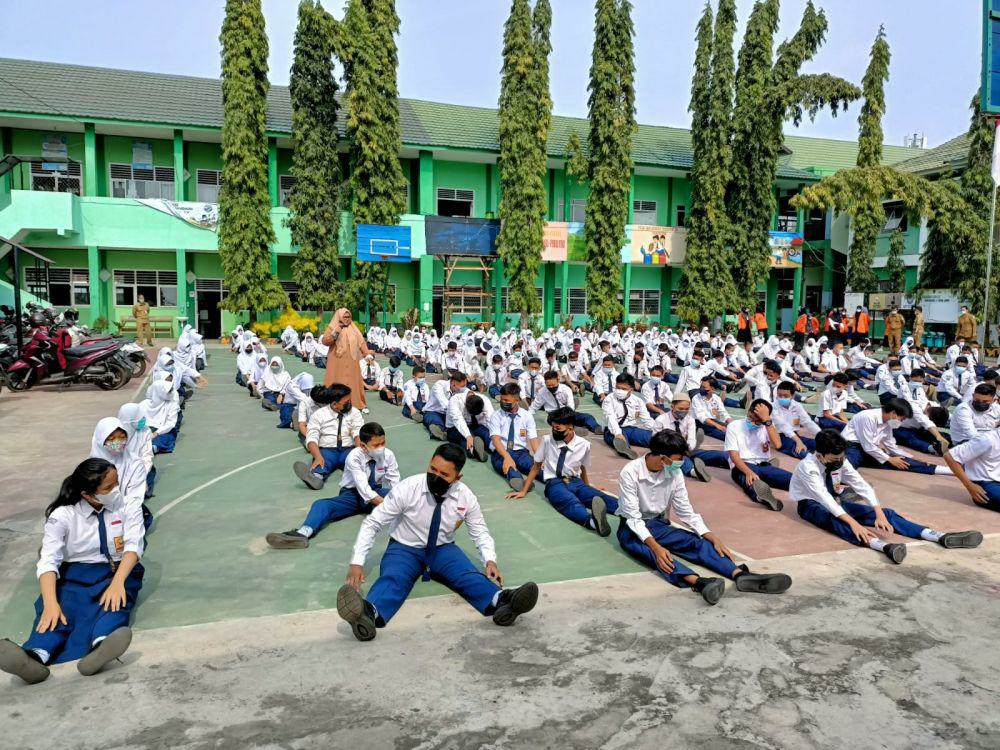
[761,420,772,427]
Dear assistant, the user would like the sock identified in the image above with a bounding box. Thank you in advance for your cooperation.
[491,590,502,608]
[91,635,106,649]
[934,466,954,475]
[30,648,49,664]
[587,518,596,530]
[297,525,313,538]
[868,538,887,552]
[921,528,944,542]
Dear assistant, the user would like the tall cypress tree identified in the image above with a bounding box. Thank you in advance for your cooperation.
[677,0,738,322]
[218,0,286,319]
[287,1,353,312]
[727,0,859,306]
[584,0,635,325]
[885,228,906,291]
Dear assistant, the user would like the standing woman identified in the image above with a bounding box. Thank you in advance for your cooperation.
[0,458,144,684]
[323,307,371,413]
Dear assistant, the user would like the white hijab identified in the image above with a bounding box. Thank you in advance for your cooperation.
[90,417,147,505]
[261,356,291,392]
[142,379,178,432]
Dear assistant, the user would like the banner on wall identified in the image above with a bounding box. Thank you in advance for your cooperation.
[425,215,500,256]
[137,199,219,231]
[41,133,68,171]
[630,225,686,265]
[357,224,412,262]
[768,231,803,268]
[132,142,154,171]
[542,222,568,261]
[566,222,586,262]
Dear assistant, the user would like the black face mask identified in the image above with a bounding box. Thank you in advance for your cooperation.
[972,400,992,413]
[426,472,451,501]
[547,386,559,394]
[551,428,568,442]
[500,401,515,413]
[824,457,845,472]
[340,403,353,414]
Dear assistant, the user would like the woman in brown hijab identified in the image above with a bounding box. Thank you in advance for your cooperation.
[322,308,370,411]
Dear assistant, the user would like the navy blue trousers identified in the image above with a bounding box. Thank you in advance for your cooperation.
[731,462,793,501]
[603,426,652,449]
[816,417,847,432]
[490,448,534,481]
[423,410,446,435]
[278,402,296,428]
[975,481,1000,512]
[544,478,619,528]
[617,518,738,588]
[797,498,926,545]
[302,485,381,537]
[697,422,728,442]
[446,424,492,453]
[401,399,425,419]
[315,446,353,478]
[844,443,937,475]
[893,427,946,455]
[777,435,817,459]
[682,450,729,474]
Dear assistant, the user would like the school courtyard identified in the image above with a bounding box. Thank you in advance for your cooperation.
[1,345,999,749]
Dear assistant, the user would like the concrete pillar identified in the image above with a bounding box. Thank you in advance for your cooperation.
[766,275,779,332]
[559,261,569,318]
[1,126,11,194]
[628,169,635,225]
[83,123,97,197]
[660,266,674,326]
[494,258,505,323]
[175,249,193,333]
[267,138,279,208]
[622,263,632,322]
[793,202,805,313]
[86,245,105,326]
[823,246,834,309]
[419,254,434,325]
[418,150,435,215]
[543,263,555,328]
[173,129,185,202]
[547,169,556,220]
[562,167,571,222]
[485,163,494,217]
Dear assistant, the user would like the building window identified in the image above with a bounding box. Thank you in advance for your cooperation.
[24,267,90,306]
[881,201,909,234]
[675,204,686,227]
[30,161,82,195]
[568,288,587,315]
[114,269,178,307]
[279,175,295,207]
[196,169,222,203]
[109,164,175,200]
[620,289,660,316]
[776,194,798,232]
[804,207,827,242]
[570,199,587,223]
[633,200,657,225]
[436,188,474,218]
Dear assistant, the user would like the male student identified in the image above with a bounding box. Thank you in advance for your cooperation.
[336,443,539,641]
[675,348,714,396]
[602,373,656,459]
[592,355,619,405]
[489,383,540,491]
[423,370,468,440]
[401,365,428,422]
[640,365,674,417]
[874,359,907,405]
[772,380,821,458]
[361,354,382,392]
[791,430,982,563]
[561,349,592,394]
[268,422,400,549]
[815,372,851,431]
[725,399,792,511]
[294,384,365,490]
[616,430,792,606]
[446,391,493,463]
[506,407,620,535]
[652,392,726,482]
[517,358,546,408]
[378,356,405,405]
[690,376,734,441]
[841,398,953,476]
[529,370,600,434]
[938,356,976,407]
[949,384,1000,445]
[944,426,1000,511]
[485,354,509,399]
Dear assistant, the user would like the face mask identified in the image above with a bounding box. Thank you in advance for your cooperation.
[955,367,966,375]
[972,401,992,413]
[909,382,923,393]
[664,460,684,473]
[244,348,252,354]
[699,388,710,397]
[105,440,127,456]
[270,366,281,373]
[93,488,121,506]
[547,386,559,394]
[500,401,515,413]
[164,364,175,373]
[529,370,540,377]
[136,417,147,431]
[745,419,761,431]
[649,376,661,385]
[603,367,614,374]
[550,428,568,442]
[823,457,844,472]
[671,410,687,421]
[340,403,353,414]
[415,378,425,385]
[367,447,385,459]
[426,472,451,501]
[777,397,792,408]
[389,366,398,373]
[614,389,629,401]
[887,418,902,429]
[890,370,901,377]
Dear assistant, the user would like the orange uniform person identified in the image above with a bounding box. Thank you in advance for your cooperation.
[852,306,871,346]
[737,307,753,344]
[753,310,768,337]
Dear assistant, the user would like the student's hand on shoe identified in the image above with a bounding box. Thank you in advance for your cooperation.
[466,436,475,451]
[968,483,989,506]
[100,581,127,612]
[502,456,516,475]
[794,439,807,455]
[485,561,503,587]
[346,564,365,590]
[505,490,527,500]
[37,602,66,633]
[310,457,325,471]
[744,470,760,485]
[846,518,875,544]
[886,457,909,470]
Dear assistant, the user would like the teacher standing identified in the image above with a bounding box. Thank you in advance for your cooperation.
[322,308,370,412]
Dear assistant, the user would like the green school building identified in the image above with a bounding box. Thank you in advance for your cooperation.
[0,57,938,339]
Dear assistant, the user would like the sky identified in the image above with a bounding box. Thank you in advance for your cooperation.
[0,0,982,148]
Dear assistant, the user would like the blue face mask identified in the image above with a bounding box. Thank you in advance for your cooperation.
[389,366,398,373]
[955,366,966,374]
[136,417,147,431]
[649,376,661,385]
[665,460,684,473]
[777,397,792,408]
[746,419,761,431]
[415,378,425,385]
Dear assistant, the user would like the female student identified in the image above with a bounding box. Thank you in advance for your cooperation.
[279,372,314,430]
[117,402,156,505]
[259,356,291,412]
[90,417,150,513]
[0,458,144,684]
[143,378,180,454]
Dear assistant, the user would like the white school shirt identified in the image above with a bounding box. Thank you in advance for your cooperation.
[350,474,497,566]
[945,344,962,367]
[949,401,1000,444]
[340,446,401,502]
[529,383,576,414]
[675,362,713,394]
[446,393,495,435]
[875,365,906,397]
[624,359,651,382]
[821,350,849,373]
[485,364,509,388]
[652,411,697,451]
[724,419,774,466]
[424,379,459,414]
[517,371,546,403]
[816,386,848,418]
[379,368,405,391]
[691,393,731,425]
[732,348,752,369]
[360,360,382,383]
[402,379,429,410]
[305,405,364,448]
[593,368,619,396]
[591,358,616,379]
[617,457,709,540]
[561,360,586,383]
[296,395,317,426]
[939,369,976,399]
[602,393,654,436]
[488,408,538,451]
[948,430,1000,483]
[841,409,911,464]
[37,493,145,579]
[773,400,821,438]
[743,365,776,402]
[788,453,879,516]
[640,379,674,406]
[533,434,591,481]
[440,352,467,374]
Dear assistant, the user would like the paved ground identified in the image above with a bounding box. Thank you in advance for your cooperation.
[2,343,999,749]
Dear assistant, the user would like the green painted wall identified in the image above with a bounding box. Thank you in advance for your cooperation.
[632,175,670,226]
[184,142,223,201]
[669,177,691,227]
[432,160,488,218]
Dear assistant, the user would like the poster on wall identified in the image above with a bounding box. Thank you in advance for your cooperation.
[565,222,586,262]
[132,142,154,171]
[137,199,219,231]
[41,133,68,171]
[542,222,568,262]
[425,215,499,256]
[630,225,685,265]
[768,231,803,268]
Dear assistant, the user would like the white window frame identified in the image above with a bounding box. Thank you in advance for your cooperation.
[24,267,90,306]
[30,161,82,195]
[109,163,175,200]
[436,187,475,217]
[196,169,222,203]
[880,201,908,234]
[633,199,657,225]
[114,269,179,308]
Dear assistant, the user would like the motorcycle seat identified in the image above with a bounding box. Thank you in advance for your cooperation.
[63,344,114,358]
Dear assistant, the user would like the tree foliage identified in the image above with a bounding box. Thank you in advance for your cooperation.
[564,130,588,186]
[885,228,906,291]
[218,0,286,318]
[584,0,635,324]
[287,1,357,312]
[497,0,552,325]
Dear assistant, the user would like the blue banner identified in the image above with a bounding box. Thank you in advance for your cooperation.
[425,216,499,256]
[357,224,412,262]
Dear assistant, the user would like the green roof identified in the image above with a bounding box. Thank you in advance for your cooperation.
[894,132,969,176]
[0,57,919,181]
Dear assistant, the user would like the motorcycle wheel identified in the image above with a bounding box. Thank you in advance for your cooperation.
[5,370,30,391]
[131,355,147,378]
[96,363,130,391]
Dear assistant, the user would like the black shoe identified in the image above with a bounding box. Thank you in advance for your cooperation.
[591,496,611,537]
[751,480,783,511]
[508,476,525,492]
[336,585,377,641]
[492,582,539,626]
[693,577,725,605]
[78,627,132,676]
[266,530,309,549]
[691,457,711,483]
[294,461,324,490]
[939,531,983,549]
[0,639,49,684]
[884,543,907,564]
[612,435,637,459]
[695,427,705,447]
[428,424,446,441]
[734,572,792,594]
[411,411,425,424]
[262,399,278,412]
[472,436,488,462]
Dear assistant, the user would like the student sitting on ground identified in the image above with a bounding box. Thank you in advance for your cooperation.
[938,356,976,407]
[423,370,468,440]
[485,354,509,398]
[892,385,950,456]
[517,358,545,408]
[488,383,539,491]
[790,429,982,564]
[772,380,821,458]
[725,399,792,512]
[506,407,620,535]
[378,356,405,405]
[691,377,733,440]
[142,379,180,455]
[592,356,619,405]
[0,458,144,684]
[815,372,851,431]
[615,430,792,607]
[944,425,1000,512]
[260,356,291,412]
[279,372,314,430]
[293,384,365,490]
[652,392,725,482]
[401,365,429,422]
[336,443,539,641]
[446,391,493,462]
[949,383,1000,445]
[235,340,255,387]
[602,373,656,460]
[841,398,953,476]
[562,349,592,394]
[294,379,319,445]
[361,354,382,392]
[640,365,674,417]
[528,370,599,435]
[267,422,400,549]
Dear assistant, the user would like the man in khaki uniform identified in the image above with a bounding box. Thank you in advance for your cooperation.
[884,306,904,353]
[132,294,153,346]
[912,305,924,346]
[956,305,977,342]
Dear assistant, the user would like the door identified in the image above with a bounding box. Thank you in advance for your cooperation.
[432,297,444,333]
[196,289,222,339]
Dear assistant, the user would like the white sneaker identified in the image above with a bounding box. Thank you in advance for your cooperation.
[361,407,370,414]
